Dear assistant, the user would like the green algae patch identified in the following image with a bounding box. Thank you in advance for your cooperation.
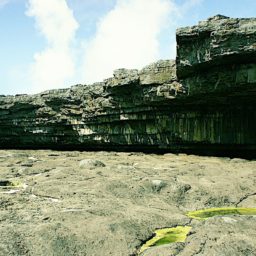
[139,226,191,254]
[187,207,256,220]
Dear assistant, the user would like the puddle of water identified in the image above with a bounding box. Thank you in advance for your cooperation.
[139,226,191,254]
[187,207,256,220]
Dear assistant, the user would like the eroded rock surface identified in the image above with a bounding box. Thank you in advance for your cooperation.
[0,16,256,157]
[176,15,256,93]
[0,150,256,255]
[0,59,187,153]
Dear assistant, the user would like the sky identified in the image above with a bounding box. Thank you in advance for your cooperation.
[0,0,255,95]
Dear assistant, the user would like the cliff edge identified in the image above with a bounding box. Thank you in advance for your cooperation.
[0,15,256,157]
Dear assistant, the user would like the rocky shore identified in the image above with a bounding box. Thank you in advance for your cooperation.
[0,150,256,255]
[0,15,256,256]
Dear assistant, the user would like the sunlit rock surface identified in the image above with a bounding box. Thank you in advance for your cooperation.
[0,150,256,255]
[0,15,256,157]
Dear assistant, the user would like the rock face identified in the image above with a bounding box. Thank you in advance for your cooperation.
[0,15,256,157]
[176,15,256,94]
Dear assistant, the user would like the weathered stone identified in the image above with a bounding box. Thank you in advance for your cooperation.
[176,15,256,96]
[139,60,176,85]
[105,68,139,88]
[176,15,256,77]
[79,159,106,169]
[1,150,256,256]
[151,179,166,192]
[0,15,255,158]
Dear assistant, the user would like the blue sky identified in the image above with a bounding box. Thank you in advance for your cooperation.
[0,0,255,95]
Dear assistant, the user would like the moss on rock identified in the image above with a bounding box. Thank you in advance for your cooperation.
[187,207,256,220]
[139,226,191,254]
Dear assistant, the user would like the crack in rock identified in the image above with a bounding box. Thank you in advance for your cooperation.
[236,192,256,206]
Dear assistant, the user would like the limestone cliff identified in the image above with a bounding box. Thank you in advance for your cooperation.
[176,15,256,94]
[0,15,255,157]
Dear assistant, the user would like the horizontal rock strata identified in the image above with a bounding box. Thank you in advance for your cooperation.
[176,15,256,94]
[0,15,256,157]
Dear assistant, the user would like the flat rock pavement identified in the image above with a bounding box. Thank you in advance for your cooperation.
[0,150,255,256]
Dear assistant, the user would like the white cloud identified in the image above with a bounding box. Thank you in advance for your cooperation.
[24,0,203,93]
[26,0,78,93]
[81,0,176,84]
